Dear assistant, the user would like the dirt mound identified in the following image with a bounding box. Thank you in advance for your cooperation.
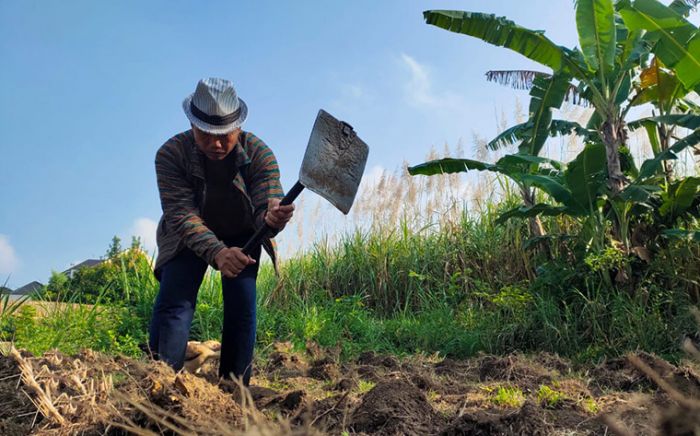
[356,351,400,369]
[307,357,340,381]
[478,354,557,391]
[350,378,443,435]
[0,347,243,434]
[0,354,35,435]
[439,400,551,436]
[264,343,309,378]
[590,351,700,396]
[4,342,698,435]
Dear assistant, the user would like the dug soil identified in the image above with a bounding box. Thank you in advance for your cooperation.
[1,344,699,435]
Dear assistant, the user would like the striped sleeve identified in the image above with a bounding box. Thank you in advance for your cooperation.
[155,140,225,266]
[244,133,285,230]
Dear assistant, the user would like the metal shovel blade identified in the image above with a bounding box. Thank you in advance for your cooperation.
[299,110,369,214]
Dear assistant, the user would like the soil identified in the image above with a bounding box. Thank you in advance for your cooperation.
[1,344,699,435]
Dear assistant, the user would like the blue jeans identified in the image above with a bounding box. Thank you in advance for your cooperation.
[148,246,259,385]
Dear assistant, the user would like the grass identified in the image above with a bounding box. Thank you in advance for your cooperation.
[2,206,697,363]
[491,386,526,408]
[1,153,698,364]
[537,385,565,409]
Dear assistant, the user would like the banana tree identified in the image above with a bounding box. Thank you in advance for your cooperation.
[411,0,700,247]
[417,0,700,190]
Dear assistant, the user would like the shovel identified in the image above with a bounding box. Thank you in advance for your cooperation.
[242,109,370,254]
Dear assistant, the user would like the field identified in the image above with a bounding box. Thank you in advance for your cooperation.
[3,340,700,435]
[3,2,700,434]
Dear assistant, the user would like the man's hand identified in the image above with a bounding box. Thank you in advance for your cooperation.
[215,247,256,278]
[265,198,295,230]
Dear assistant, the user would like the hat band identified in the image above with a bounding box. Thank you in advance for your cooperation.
[190,101,241,126]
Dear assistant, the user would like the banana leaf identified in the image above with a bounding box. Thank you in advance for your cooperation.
[619,0,700,91]
[407,158,496,176]
[659,176,700,217]
[662,228,700,241]
[424,10,566,72]
[576,0,617,74]
[564,142,608,213]
[637,129,700,179]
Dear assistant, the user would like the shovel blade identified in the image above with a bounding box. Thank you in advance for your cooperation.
[299,110,369,214]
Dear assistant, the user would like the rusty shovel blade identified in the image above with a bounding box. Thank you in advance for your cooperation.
[299,109,369,214]
[241,110,369,255]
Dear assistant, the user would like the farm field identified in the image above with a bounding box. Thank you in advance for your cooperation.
[2,342,700,435]
[2,0,700,434]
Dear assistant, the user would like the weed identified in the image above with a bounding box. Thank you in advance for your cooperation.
[537,385,565,408]
[357,380,376,394]
[492,386,526,408]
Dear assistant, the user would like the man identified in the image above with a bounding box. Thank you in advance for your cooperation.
[149,77,294,385]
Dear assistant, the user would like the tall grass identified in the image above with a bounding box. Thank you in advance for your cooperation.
[2,143,697,363]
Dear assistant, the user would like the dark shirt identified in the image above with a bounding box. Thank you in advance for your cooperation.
[202,151,255,241]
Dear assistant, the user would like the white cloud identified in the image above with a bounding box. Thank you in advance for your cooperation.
[0,235,20,277]
[400,53,461,109]
[330,83,374,114]
[129,218,158,253]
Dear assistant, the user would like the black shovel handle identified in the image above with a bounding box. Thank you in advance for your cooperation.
[241,181,305,255]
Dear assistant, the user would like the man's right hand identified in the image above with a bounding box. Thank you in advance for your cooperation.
[214,247,256,278]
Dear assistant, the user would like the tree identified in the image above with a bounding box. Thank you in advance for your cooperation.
[105,235,122,260]
[410,0,700,250]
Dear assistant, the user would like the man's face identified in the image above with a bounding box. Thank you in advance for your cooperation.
[192,125,241,160]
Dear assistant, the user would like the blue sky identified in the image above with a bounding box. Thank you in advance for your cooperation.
[0,1,682,288]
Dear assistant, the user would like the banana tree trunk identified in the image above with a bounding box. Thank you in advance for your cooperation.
[601,119,627,195]
[658,123,674,182]
[521,186,546,238]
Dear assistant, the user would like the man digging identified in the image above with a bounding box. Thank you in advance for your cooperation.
[149,77,294,385]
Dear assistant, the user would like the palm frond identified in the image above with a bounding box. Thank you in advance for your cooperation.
[669,0,700,17]
[486,70,545,90]
[486,70,589,105]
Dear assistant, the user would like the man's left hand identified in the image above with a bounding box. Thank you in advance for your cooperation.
[265,198,295,230]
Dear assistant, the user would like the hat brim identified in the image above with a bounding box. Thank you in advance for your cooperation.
[182,94,248,135]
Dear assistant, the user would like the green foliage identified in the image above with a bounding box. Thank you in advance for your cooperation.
[619,0,700,91]
[42,239,156,306]
[537,384,565,408]
[4,203,697,364]
[491,386,526,408]
[576,0,616,74]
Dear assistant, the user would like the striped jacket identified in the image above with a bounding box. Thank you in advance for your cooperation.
[153,129,284,279]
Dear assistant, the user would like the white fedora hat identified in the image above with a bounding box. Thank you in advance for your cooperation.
[182,78,248,135]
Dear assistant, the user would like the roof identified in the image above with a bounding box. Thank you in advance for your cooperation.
[13,281,44,295]
[62,259,104,274]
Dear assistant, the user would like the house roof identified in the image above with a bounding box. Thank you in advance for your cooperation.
[13,281,44,295]
[62,259,104,274]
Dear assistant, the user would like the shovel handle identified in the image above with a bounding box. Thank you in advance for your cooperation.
[241,181,305,255]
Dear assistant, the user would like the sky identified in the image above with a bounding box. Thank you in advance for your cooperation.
[0,0,691,288]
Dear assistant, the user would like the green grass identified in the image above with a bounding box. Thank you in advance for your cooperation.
[491,386,526,408]
[2,195,698,364]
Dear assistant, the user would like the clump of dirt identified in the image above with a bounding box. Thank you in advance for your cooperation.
[308,357,340,381]
[265,348,309,379]
[356,351,400,369]
[0,354,35,436]
[350,378,443,435]
[658,403,700,436]
[478,354,557,391]
[4,342,700,435]
[531,352,572,376]
[440,400,552,436]
[590,351,700,397]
